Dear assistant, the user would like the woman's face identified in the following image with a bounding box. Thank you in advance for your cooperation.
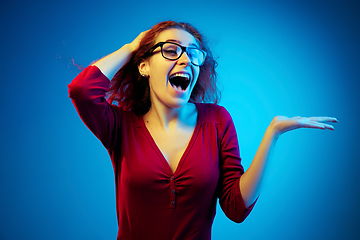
[139,28,201,109]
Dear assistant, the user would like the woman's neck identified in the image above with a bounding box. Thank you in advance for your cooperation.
[143,101,197,131]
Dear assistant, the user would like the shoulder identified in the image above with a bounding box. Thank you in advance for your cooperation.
[196,103,232,125]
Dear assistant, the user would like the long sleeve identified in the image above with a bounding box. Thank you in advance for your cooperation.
[217,106,256,223]
[68,65,123,150]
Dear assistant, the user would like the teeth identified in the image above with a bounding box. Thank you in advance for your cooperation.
[169,73,190,80]
[169,72,190,91]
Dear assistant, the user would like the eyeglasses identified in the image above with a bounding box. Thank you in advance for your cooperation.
[146,42,207,66]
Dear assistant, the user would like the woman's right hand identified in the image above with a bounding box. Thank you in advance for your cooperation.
[128,30,150,53]
[90,30,150,80]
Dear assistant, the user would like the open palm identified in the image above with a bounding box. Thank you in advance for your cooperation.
[272,116,338,136]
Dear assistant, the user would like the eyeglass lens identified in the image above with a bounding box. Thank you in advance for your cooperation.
[162,43,205,66]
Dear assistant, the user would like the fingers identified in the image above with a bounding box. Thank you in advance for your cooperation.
[273,115,338,134]
[292,116,337,131]
[138,30,150,38]
[129,30,151,52]
[302,120,335,131]
[292,116,338,123]
[308,117,338,123]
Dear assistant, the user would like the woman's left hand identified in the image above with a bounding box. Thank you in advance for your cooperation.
[240,115,338,207]
[271,116,338,137]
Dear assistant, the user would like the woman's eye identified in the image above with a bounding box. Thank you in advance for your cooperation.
[164,49,178,56]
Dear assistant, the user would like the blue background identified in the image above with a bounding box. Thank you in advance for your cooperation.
[1,0,359,239]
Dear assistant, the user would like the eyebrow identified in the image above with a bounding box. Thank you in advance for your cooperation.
[165,39,199,48]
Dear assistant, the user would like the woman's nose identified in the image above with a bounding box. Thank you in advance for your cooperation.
[178,51,191,66]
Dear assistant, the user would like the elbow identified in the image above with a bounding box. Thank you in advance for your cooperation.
[233,214,247,223]
[220,200,254,224]
[68,80,91,101]
[68,82,79,99]
[219,191,257,223]
[68,66,94,100]
[224,210,249,224]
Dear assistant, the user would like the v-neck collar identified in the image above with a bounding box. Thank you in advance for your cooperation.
[139,103,202,176]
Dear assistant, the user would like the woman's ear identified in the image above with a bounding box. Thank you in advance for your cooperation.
[138,61,149,77]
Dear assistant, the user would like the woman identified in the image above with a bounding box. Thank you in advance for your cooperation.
[68,21,337,239]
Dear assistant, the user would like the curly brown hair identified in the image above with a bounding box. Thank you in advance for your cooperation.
[107,21,220,115]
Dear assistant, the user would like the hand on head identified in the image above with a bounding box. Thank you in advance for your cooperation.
[129,30,150,53]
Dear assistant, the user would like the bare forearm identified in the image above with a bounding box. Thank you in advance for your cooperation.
[91,43,134,80]
[239,121,278,207]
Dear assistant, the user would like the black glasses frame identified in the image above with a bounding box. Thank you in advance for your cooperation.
[145,42,207,66]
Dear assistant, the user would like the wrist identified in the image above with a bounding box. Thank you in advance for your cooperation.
[268,119,281,140]
[126,41,140,54]
[122,44,135,54]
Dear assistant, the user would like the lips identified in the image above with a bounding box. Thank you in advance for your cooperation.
[168,72,191,91]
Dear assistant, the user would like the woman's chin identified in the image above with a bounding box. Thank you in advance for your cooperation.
[165,97,190,109]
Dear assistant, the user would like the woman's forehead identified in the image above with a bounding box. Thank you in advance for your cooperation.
[155,28,199,47]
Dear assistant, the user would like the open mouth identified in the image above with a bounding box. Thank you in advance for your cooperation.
[169,73,190,91]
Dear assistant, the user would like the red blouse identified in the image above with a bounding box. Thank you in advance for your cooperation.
[68,66,255,240]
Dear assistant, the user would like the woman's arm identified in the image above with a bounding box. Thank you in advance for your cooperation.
[239,116,338,208]
[91,30,149,80]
